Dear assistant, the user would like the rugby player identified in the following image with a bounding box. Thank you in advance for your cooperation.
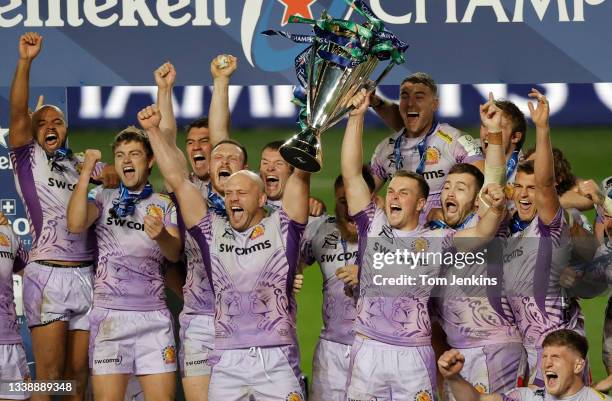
[300,167,375,401]
[433,163,527,397]
[8,32,118,401]
[67,129,181,401]
[343,89,506,401]
[439,330,611,401]
[138,104,311,401]
[502,89,586,386]
[369,72,484,223]
[0,212,29,401]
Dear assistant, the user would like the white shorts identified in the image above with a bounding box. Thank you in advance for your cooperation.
[23,262,94,330]
[0,343,31,400]
[88,307,177,376]
[208,345,304,401]
[444,342,527,401]
[311,338,352,401]
[179,313,214,377]
[346,336,436,401]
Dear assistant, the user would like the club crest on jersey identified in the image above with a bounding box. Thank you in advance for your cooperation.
[147,204,164,219]
[250,225,265,240]
[504,183,515,200]
[411,237,429,252]
[162,345,176,364]
[285,392,303,401]
[222,227,235,240]
[425,146,440,165]
[75,161,84,174]
[414,390,432,401]
[0,233,9,247]
[323,232,340,249]
[474,383,487,393]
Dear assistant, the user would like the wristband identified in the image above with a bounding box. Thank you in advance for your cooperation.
[487,131,503,145]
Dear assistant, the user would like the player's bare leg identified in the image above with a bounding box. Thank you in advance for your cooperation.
[30,321,67,401]
[63,330,90,401]
[93,374,130,401]
[138,373,176,401]
[182,375,210,401]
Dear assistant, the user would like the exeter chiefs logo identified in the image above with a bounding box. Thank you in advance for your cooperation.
[285,392,303,401]
[414,390,432,401]
[474,383,488,393]
[0,233,9,247]
[250,224,265,240]
[425,146,440,165]
[147,204,164,218]
[411,237,429,252]
[162,345,176,364]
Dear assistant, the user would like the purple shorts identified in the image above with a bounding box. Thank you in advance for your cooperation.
[346,336,436,401]
[311,338,352,401]
[178,312,214,377]
[0,343,31,400]
[23,262,94,329]
[89,307,177,375]
[208,345,304,401]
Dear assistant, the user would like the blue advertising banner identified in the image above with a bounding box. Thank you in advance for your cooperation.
[65,83,612,130]
[0,0,611,86]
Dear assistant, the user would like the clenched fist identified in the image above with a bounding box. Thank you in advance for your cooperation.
[144,215,165,240]
[211,54,237,80]
[438,349,465,379]
[137,105,161,130]
[19,32,42,61]
[481,183,506,215]
[154,62,176,90]
[84,149,102,167]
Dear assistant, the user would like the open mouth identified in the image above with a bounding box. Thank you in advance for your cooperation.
[545,371,558,387]
[389,203,402,215]
[265,175,279,189]
[230,206,244,220]
[518,199,532,212]
[445,200,458,213]
[45,133,58,146]
[123,166,135,180]
[218,169,231,181]
[406,111,419,121]
[192,153,206,168]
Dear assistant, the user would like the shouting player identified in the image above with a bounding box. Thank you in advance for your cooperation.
[138,103,311,401]
[9,32,117,401]
[67,129,181,401]
[343,89,506,401]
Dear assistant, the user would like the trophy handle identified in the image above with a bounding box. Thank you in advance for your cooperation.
[334,60,397,117]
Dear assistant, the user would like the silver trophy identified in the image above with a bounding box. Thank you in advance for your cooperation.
[280,35,397,172]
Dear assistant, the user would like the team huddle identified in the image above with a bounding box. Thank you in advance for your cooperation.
[0,32,610,401]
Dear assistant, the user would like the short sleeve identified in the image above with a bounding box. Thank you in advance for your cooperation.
[370,138,391,181]
[300,216,326,266]
[87,186,105,215]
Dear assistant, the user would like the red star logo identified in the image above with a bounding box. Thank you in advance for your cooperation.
[277,0,316,26]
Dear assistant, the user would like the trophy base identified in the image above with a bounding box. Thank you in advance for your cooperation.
[280,138,321,173]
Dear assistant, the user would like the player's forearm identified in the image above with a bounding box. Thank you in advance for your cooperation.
[560,191,594,211]
[146,126,188,191]
[156,87,177,145]
[371,97,404,132]
[483,131,505,185]
[283,169,310,224]
[67,165,96,233]
[156,229,182,263]
[534,124,555,189]
[9,60,33,145]
[209,76,231,146]
[342,114,365,180]
[446,376,495,401]
[455,208,503,251]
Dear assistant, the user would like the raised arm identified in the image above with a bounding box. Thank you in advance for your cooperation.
[454,183,505,251]
[67,149,101,233]
[154,61,177,145]
[478,93,506,215]
[282,169,311,225]
[137,105,208,229]
[369,92,404,132]
[208,54,237,146]
[529,89,559,225]
[343,89,374,215]
[438,350,503,401]
[9,32,43,148]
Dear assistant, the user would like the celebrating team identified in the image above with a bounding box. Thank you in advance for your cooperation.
[0,32,610,401]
